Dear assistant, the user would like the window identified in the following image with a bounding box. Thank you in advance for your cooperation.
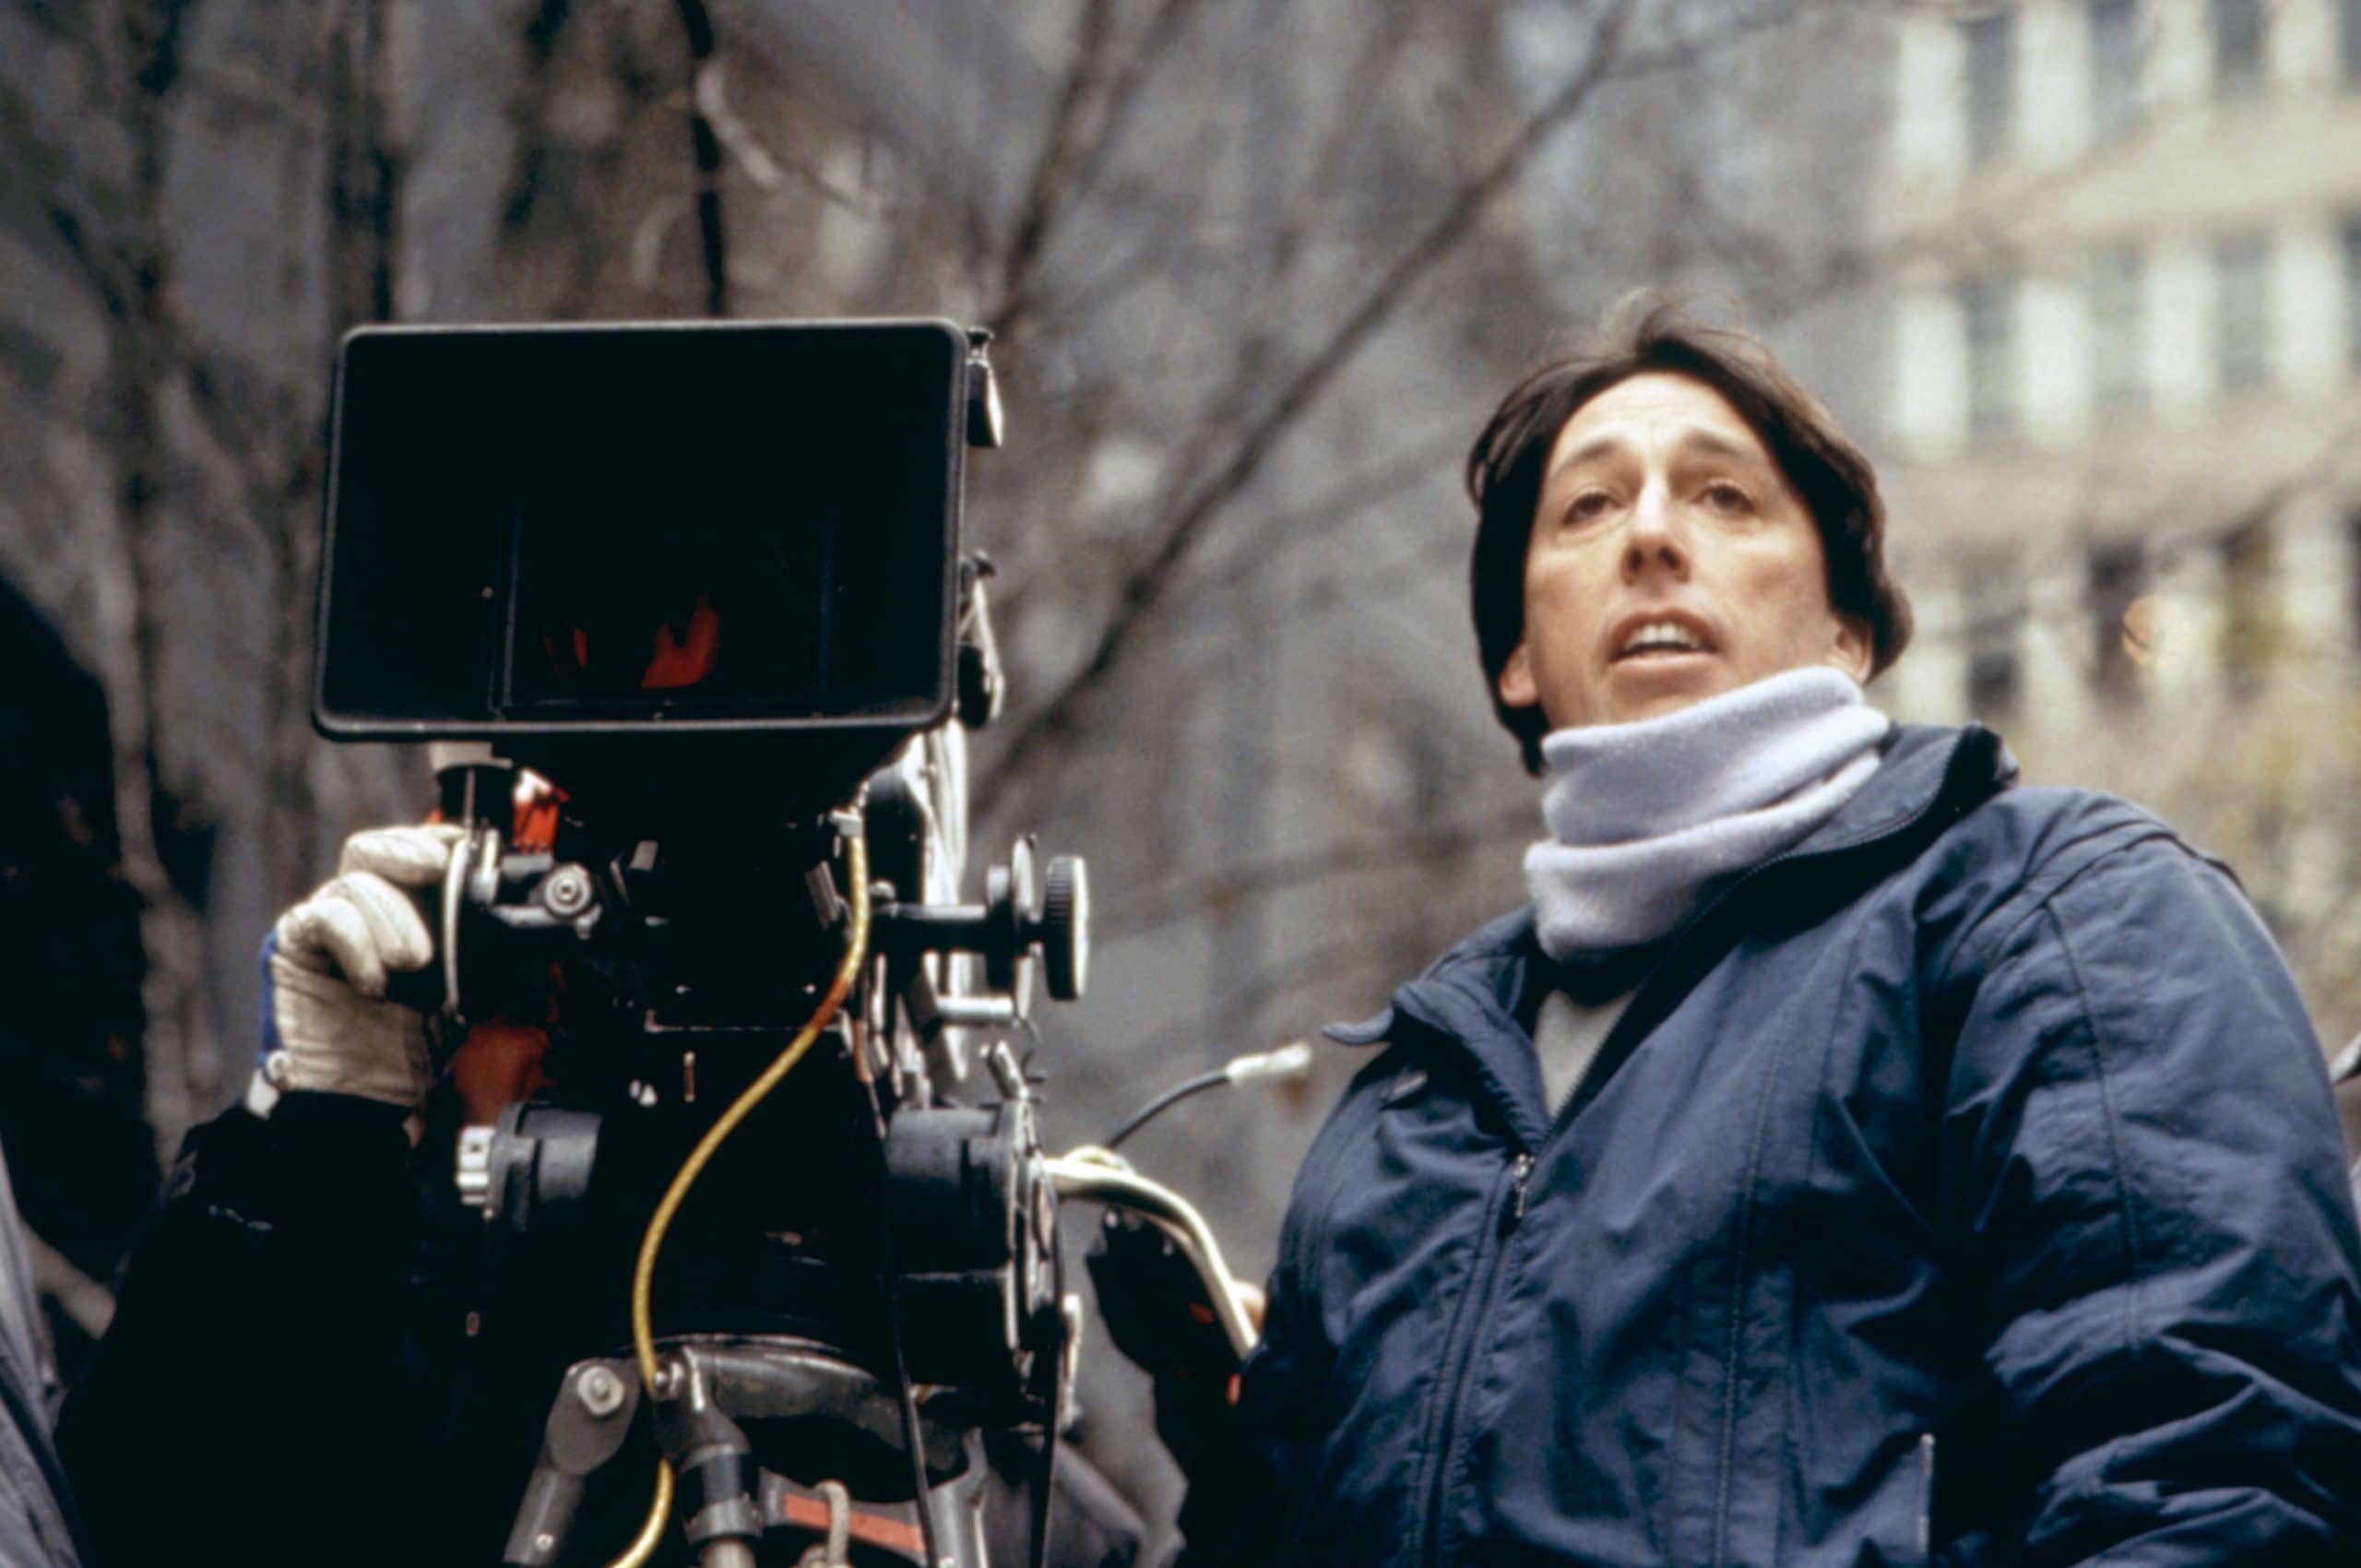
[1962,12,2013,165]
[1964,568,2023,717]
[2344,215,2361,370]
[1966,645,2021,717]
[2213,0,2266,101]
[2088,244,2145,412]
[2214,231,2272,392]
[1959,275,2016,438]
[2348,506,2361,657]
[2090,0,2142,144]
[2218,515,2278,690]
[2088,540,2148,697]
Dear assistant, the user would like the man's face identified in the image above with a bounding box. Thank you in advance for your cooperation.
[1496,372,1870,732]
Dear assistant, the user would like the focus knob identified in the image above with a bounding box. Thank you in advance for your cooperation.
[1034,856,1088,1002]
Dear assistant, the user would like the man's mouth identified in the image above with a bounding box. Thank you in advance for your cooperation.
[1612,620,1712,660]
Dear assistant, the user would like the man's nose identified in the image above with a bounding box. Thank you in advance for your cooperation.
[1621,481,1690,580]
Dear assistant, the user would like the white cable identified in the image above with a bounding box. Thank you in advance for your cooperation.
[1046,1149,1259,1361]
[1224,1040,1314,1086]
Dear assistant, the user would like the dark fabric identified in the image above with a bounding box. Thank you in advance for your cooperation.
[56,1091,1145,1567]
[1179,724,2361,1567]
[57,1094,434,1567]
[982,1429,1146,1568]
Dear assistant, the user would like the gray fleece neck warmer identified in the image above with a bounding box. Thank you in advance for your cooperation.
[1525,667,1891,959]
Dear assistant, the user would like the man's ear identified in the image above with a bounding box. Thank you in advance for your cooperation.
[1497,642,1538,709]
[1826,613,1873,683]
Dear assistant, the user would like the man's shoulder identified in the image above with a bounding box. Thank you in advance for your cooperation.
[1323,908,1533,1045]
[1957,780,2180,877]
[1912,776,2242,976]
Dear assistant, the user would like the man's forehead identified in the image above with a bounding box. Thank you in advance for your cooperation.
[1546,372,1770,472]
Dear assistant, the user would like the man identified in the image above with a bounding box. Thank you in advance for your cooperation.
[1159,303,2361,1564]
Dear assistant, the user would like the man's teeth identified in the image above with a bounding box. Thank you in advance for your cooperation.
[1620,622,1703,655]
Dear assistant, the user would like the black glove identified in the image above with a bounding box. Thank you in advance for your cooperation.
[1086,1212,1244,1474]
[1086,1211,1240,1381]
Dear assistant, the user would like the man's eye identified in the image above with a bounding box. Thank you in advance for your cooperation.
[1565,491,1613,523]
[1701,481,1753,514]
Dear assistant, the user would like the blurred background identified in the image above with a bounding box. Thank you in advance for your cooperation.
[4,0,2358,1543]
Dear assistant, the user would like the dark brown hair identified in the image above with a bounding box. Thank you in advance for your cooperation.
[1466,297,1913,772]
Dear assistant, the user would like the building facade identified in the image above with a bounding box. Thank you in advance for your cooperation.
[1877,0,2361,1034]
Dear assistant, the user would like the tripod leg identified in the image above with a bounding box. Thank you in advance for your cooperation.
[503,1359,642,1566]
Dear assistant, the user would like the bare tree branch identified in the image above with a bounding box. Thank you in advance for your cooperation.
[674,0,729,315]
[1263,0,1421,282]
[693,57,867,209]
[1156,423,1473,615]
[1603,0,1821,79]
[1062,0,1218,208]
[980,0,1644,804]
[991,0,1216,340]
[62,0,213,1159]
[991,0,1121,338]
[1096,909,1448,1066]
[1100,799,1536,939]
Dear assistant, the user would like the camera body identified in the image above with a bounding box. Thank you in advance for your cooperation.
[318,319,1081,1565]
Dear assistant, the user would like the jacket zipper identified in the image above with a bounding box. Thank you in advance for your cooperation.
[1417,1149,1534,1566]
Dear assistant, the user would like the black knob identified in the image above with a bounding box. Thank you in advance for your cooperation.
[1034,856,1088,1002]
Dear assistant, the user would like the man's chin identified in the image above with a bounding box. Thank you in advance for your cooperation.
[1596,655,1726,725]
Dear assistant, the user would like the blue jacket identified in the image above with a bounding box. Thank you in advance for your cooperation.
[1190,725,2361,1566]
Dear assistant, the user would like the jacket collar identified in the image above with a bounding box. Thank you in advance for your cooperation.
[1777,720,2016,861]
[1325,725,2014,1131]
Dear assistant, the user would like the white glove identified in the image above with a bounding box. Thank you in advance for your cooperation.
[249,824,465,1116]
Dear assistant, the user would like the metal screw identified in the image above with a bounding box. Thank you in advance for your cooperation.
[456,1124,493,1213]
[575,1364,627,1419]
[532,1533,554,1555]
[541,865,594,917]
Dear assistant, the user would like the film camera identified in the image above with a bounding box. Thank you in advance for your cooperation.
[317,321,1253,1568]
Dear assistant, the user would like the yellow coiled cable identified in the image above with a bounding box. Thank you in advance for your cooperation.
[604,826,872,1568]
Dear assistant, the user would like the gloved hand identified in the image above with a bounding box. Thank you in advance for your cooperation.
[1086,1212,1264,1476]
[1086,1211,1244,1385]
[250,824,465,1116]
